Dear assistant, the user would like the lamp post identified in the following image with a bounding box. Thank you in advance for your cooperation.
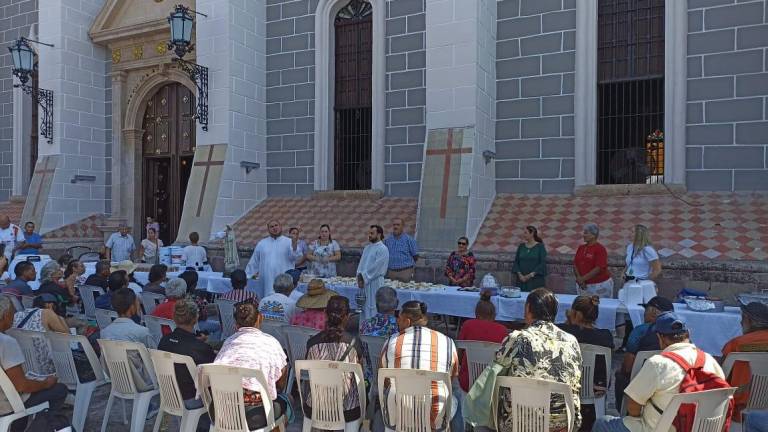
[8,37,54,143]
[167,4,209,131]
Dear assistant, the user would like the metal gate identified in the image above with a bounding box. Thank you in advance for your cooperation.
[597,0,665,185]
[334,0,373,190]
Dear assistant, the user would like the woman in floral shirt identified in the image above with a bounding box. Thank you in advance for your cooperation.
[444,236,476,287]
[494,288,582,432]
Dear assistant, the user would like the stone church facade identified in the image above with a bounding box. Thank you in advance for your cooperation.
[0,0,767,292]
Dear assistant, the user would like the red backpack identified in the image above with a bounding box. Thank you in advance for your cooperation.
[660,349,734,432]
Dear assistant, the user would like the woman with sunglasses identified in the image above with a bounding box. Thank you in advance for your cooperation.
[444,236,476,287]
[512,225,547,292]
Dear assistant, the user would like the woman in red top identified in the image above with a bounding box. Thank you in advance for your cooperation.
[151,277,187,335]
[573,223,614,298]
[457,290,509,392]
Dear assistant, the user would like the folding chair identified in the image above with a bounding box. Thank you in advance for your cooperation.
[45,332,108,432]
[148,350,207,432]
[200,364,286,432]
[295,360,366,432]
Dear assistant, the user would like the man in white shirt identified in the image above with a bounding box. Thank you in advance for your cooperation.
[246,220,294,298]
[356,225,389,320]
[105,223,135,262]
[259,273,298,323]
[593,311,726,432]
[0,215,24,260]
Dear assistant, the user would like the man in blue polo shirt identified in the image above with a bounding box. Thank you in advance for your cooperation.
[383,218,419,282]
[16,222,42,255]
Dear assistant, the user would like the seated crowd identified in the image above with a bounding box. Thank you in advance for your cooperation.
[0,246,766,432]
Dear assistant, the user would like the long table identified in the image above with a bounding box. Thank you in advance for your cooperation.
[296,282,742,355]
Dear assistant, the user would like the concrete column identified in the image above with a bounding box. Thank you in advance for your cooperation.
[110,71,126,218]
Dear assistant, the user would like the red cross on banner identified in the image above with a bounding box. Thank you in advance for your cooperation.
[425,128,471,219]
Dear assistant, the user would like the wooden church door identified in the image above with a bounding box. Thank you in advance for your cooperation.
[141,83,196,245]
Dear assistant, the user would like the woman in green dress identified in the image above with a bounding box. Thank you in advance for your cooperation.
[512,226,547,291]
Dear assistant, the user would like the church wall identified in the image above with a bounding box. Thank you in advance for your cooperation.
[38,0,110,231]
[685,0,768,191]
[494,0,576,194]
[0,0,38,202]
[264,0,426,197]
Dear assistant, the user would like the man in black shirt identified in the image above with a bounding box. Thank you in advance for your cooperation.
[84,260,110,290]
[157,298,215,406]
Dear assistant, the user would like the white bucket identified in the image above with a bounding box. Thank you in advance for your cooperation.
[170,246,185,266]
[158,247,172,266]
[619,280,658,305]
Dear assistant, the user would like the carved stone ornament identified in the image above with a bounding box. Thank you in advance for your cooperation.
[132,45,144,60]
[155,42,167,55]
[112,49,121,63]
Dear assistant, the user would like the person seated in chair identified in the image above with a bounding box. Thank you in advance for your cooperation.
[592,312,726,432]
[303,295,364,423]
[212,299,288,430]
[157,298,216,430]
[84,260,111,290]
[1,261,35,297]
[380,300,459,431]
[0,295,70,432]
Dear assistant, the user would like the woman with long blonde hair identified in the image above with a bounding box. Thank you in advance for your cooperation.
[623,224,661,281]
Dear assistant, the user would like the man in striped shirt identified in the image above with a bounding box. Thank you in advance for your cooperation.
[381,300,458,431]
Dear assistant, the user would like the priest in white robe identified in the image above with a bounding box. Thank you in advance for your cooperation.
[356,225,390,320]
[246,220,294,298]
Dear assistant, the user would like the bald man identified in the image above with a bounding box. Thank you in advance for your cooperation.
[246,220,294,298]
[0,216,24,260]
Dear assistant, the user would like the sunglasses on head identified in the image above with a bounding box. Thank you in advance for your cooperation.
[457,241,468,245]
[235,297,259,308]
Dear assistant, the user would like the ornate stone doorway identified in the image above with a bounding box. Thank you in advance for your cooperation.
[141,83,195,244]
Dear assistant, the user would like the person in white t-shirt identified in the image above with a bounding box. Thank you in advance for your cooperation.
[259,273,297,323]
[593,312,726,432]
[623,225,661,282]
[0,215,24,260]
[182,232,208,270]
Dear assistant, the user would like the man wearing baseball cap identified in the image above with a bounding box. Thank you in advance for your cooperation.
[594,311,726,432]
[721,302,768,421]
[615,296,674,409]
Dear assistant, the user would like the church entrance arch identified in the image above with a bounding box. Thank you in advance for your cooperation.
[140,82,196,245]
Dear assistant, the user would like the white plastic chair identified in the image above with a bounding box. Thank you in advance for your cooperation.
[0,293,23,314]
[215,298,238,339]
[0,367,49,432]
[78,285,104,319]
[94,308,118,330]
[260,319,288,346]
[148,350,207,432]
[621,350,661,415]
[140,292,166,315]
[492,376,577,432]
[199,364,286,432]
[579,343,613,418]
[98,339,160,432]
[455,340,501,384]
[143,315,176,344]
[723,352,768,411]
[45,332,108,432]
[377,368,453,432]
[282,325,319,394]
[5,328,51,375]
[295,360,366,432]
[652,387,736,432]
[360,334,388,420]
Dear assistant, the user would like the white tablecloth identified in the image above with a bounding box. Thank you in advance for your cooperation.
[131,271,259,295]
[298,282,740,355]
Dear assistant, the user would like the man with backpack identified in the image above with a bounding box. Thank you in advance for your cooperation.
[593,311,731,432]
